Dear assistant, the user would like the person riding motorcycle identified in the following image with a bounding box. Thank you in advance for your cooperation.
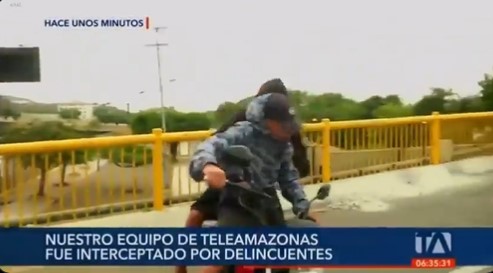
[189,93,317,273]
[176,79,310,273]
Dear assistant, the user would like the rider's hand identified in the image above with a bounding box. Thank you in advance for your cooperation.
[294,199,310,218]
[203,164,226,189]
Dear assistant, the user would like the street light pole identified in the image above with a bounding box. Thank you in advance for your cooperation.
[146,26,168,131]
[126,91,146,114]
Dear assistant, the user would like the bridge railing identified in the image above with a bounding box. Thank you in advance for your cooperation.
[0,111,492,226]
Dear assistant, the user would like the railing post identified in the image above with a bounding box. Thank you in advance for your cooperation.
[321,118,331,182]
[430,111,441,165]
[152,128,164,210]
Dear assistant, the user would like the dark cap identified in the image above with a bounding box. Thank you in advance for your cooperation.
[256,78,288,97]
[263,93,300,133]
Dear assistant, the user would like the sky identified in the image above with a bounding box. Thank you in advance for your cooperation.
[0,0,492,112]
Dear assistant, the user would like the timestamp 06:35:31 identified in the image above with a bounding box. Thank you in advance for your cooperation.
[411,258,456,268]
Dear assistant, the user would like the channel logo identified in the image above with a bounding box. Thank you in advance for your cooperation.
[415,232,452,254]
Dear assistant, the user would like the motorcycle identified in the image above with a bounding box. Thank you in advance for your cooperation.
[204,145,331,273]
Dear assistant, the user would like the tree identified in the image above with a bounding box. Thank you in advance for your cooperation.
[58,108,81,119]
[204,110,218,127]
[413,88,454,115]
[131,110,212,134]
[0,121,88,196]
[287,90,313,120]
[479,73,493,111]
[130,111,162,134]
[167,112,211,132]
[0,96,21,120]
[57,151,88,188]
[360,95,386,119]
[93,105,130,125]
[456,96,485,113]
[302,93,366,121]
[373,103,413,118]
[215,102,241,126]
[130,110,211,161]
[383,95,403,105]
[0,108,21,120]
[288,90,310,107]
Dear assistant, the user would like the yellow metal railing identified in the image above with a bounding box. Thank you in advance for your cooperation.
[0,111,492,226]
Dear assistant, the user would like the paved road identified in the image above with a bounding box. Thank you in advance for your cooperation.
[7,179,493,273]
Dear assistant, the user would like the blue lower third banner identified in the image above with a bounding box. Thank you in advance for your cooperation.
[0,228,492,267]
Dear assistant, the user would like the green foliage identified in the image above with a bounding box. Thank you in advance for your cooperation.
[1,121,82,143]
[105,146,153,167]
[129,74,492,129]
[93,105,130,125]
[360,95,403,119]
[59,108,81,119]
[0,96,58,114]
[203,111,218,127]
[236,96,254,108]
[479,73,493,111]
[360,96,386,119]
[456,96,485,113]
[0,96,21,119]
[1,70,492,194]
[296,93,365,121]
[4,70,492,133]
[413,88,453,115]
[0,121,90,196]
[167,111,211,132]
[130,110,211,134]
[215,102,242,126]
[130,111,161,134]
[373,103,413,118]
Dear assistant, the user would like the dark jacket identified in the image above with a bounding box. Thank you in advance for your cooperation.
[215,109,310,177]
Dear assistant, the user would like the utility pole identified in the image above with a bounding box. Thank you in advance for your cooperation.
[145,26,168,131]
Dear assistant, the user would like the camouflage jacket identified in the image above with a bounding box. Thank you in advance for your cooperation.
[189,94,309,214]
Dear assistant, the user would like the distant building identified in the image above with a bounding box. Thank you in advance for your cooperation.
[57,102,96,120]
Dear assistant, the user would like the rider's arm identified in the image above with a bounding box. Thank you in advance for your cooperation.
[277,144,310,215]
[189,123,249,182]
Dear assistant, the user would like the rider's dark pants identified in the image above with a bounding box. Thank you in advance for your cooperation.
[190,188,221,220]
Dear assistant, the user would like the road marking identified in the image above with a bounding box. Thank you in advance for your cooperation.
[449,266,491,273]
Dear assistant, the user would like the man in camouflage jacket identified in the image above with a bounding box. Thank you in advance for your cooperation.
[189,92,311,227]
